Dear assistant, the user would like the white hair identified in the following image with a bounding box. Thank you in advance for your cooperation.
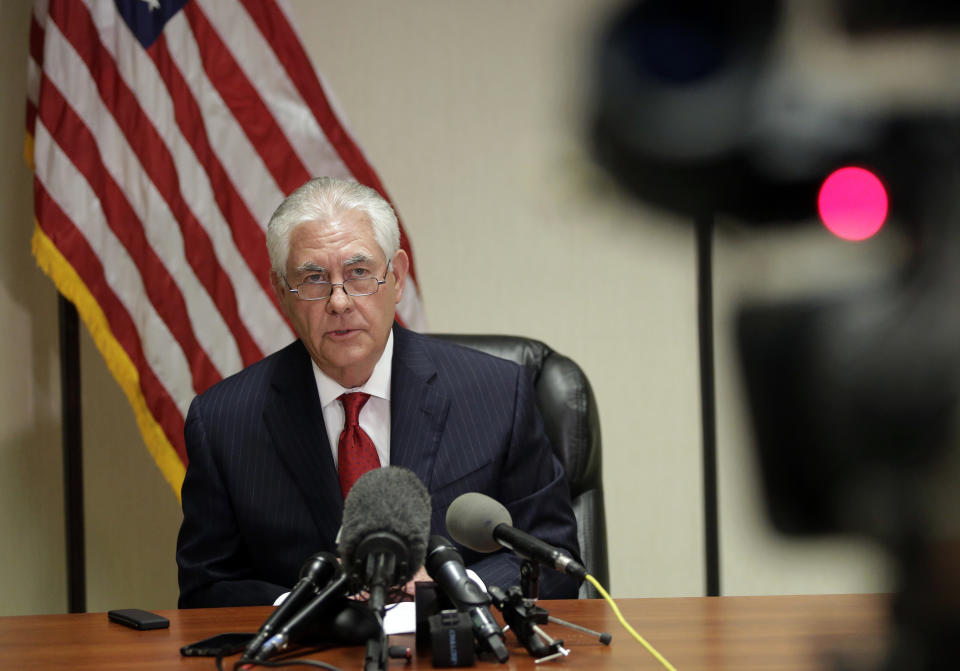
[266,177,400,275]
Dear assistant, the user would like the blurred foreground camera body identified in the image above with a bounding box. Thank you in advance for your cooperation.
[593,0,960,538]
[593,1,960,668]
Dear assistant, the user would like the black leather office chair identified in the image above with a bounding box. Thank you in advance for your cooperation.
[430,334,609,598]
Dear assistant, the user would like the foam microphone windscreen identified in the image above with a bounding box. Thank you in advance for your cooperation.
[445,492,512,553]
[337,466,432,582]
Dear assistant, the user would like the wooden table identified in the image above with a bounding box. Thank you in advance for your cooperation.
[0,594,889,670]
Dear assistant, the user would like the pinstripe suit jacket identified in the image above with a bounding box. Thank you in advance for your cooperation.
[176,325,581,607]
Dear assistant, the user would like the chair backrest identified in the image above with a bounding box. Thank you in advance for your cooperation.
[430,333,609,598]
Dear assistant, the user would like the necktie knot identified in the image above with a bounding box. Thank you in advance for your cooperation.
[340,392,370,427]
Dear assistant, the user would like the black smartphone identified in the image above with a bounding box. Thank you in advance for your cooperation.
[107,609,170,630]
[180,632,255,657]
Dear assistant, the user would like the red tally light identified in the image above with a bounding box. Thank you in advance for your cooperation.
[817,167,888,241]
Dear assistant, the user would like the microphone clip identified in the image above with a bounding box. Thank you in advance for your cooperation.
[520,559,540,600]
[487,585,568,661]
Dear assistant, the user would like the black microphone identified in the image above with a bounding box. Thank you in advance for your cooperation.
[251,569,353,661]
[426,535,509,663]
[337,466,432,613]
[242,552,339,660]
[446,493,586,579]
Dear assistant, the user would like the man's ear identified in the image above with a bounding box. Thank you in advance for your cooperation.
[270,270,289,313]
[390,249,410,304]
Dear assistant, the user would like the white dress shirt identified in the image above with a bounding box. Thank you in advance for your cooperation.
[312,330,393,468]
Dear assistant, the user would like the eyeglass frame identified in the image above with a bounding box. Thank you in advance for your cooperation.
[282,264,392,301]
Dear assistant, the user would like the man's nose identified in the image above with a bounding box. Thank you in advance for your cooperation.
[325,284,353,313]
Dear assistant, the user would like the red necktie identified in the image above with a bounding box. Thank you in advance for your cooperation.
[337,392,381,499]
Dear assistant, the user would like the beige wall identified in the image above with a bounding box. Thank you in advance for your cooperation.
[1,0,892,616]
[2,0,68,614]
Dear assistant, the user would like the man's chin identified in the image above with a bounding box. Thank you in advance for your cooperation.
[312,341,380,385]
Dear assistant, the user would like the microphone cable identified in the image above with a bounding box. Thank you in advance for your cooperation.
[223,652,343,671]
[585,574,677,671]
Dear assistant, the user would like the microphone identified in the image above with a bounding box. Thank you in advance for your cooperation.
[337,466,431,612]
[426,535,509,663]
[242,552,339,660]
[446,492,586,579]
[250,569,354,661]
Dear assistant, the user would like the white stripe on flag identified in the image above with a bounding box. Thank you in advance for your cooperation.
[32,0,49,27]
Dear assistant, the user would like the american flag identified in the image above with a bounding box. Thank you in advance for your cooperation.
[25,0,426,497]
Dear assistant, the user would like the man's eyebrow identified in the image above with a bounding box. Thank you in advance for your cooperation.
[293,255,373,275]
[294,261,327,274]
[343,254,374,266]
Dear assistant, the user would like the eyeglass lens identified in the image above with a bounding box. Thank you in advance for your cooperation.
[297,278,380,299]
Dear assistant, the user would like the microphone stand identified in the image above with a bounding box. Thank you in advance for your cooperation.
[488,585,568,661]
[363,612,388,671]
[520,559,540,599]
[488,583,612,662]
[363,554,395,671]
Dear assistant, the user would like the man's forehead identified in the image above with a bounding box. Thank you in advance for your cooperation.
[287,218,382,261]
[290,213,374,239]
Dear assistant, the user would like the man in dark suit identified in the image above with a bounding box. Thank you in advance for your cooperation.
[176,177,580,607]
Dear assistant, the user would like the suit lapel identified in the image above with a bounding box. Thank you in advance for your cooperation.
[263,340,344,544]
[390,326,450,491]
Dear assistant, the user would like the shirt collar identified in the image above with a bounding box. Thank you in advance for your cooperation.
[313,329,394,409]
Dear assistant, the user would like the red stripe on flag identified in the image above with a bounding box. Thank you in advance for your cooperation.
[26,103,38,142]
[241,0,420,285]
[182,1,311,195]
[34,181,188,463]
[50,0,265,371]
[37,77,222,394]
[149,34,277,331]
[26,12,46,137]
[29,10,44,70]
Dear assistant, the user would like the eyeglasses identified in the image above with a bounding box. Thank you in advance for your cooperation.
[285,268,389,301]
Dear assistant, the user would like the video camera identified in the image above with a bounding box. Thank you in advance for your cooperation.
[592,1,960,668]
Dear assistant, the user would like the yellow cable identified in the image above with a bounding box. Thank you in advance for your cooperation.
[585,574,677,671]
